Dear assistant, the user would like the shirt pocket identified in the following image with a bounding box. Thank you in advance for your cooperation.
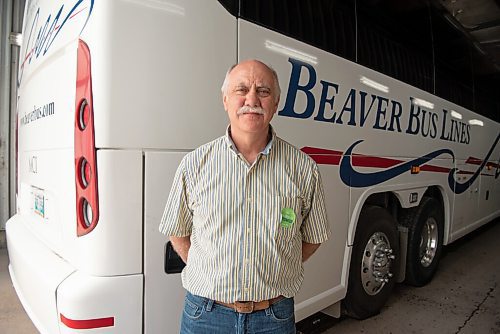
[274,196,303,255]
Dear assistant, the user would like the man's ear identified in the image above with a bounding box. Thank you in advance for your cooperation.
[222,94,228,111]
[273,96,280,111]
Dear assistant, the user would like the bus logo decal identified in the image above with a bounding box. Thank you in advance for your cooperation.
[338,140,455,188]
[448,133,500,194]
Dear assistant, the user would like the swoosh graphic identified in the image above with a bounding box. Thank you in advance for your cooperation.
[45,0,94,55]
[449,132,500,193]
[340,140,455,188]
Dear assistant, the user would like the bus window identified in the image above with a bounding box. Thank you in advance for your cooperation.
[356,0,434,94]
[432,10,474,110]
[239,0,356,61]
[472,50,500,122]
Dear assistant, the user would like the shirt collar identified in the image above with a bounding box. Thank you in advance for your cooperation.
[225,125,275,156]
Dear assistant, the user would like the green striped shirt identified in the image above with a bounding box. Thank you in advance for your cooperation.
[159,128,330,303]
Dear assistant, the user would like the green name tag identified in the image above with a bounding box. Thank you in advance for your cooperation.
[280,208,296,228]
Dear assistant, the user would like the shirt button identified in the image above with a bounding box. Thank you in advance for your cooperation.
[246,228,251,234]
[247,197,253,203]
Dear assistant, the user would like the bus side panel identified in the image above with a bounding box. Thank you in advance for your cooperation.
[450,157,500,242]
[238,18,500,319]
[450,160,480,233]
[478,142,500,221]
[144,152,187,334]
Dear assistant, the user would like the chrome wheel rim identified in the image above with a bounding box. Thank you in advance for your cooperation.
[420,217,438,267]
[361,232,395,295]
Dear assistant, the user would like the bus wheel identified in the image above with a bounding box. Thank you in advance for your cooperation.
[403,197,444,287]
[343,205,399,319]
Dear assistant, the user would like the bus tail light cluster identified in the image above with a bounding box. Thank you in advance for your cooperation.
[75,39,99,237]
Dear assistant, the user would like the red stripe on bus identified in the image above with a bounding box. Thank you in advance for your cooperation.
[351,154,402,168]
[420,164,451,173]
[301,146,481,175]
[466,157,500,169]
[60,314,114,329]
[301,147,343,165]
[309,154,342,165]
[466,157,483,165]
[301,146,343,155]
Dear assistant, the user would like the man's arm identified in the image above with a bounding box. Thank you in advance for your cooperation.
[170,235,191,264]
[302,241,321,262]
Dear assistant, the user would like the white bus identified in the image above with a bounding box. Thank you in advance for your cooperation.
[6,0,500,333]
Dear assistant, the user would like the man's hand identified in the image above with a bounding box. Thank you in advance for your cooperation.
[170,235,191,264]
[302,242,321,262]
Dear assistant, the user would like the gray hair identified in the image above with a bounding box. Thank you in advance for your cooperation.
[221,60,281,102]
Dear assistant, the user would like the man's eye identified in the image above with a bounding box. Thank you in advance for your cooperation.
[235,87,248,94]
[257,89,271,97]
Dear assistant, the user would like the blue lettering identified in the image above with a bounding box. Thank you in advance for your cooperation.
[440,109,451,140]
[387,100,403,132]
[430,112,438,138]
[278,58,317,119]
[315,80,339,122]
[460,123,468,144]
[359,91,377,127]
[421,110,431,137]
[18,0,94,87]
[335,88,356,126]
[405,98,420,135]
[373,96,389,130]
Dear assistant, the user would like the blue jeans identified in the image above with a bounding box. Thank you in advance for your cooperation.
[180,292,296,334]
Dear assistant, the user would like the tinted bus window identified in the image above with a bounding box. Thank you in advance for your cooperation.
[474,74,500,122]
[432,11,474,110]
[240,0,356,61]
[472,50,500,122]
[356,0,434,93]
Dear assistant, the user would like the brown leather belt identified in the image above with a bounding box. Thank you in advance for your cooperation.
[216,296,284,313]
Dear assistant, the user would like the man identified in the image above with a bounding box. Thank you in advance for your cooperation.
[159,59,330,334]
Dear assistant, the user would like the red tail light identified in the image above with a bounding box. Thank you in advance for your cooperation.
[75,39,99,236]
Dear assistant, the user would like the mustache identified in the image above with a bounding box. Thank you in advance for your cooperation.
[237,106,266,116]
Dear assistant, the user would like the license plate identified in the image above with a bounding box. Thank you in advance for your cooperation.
[33,191,45,218]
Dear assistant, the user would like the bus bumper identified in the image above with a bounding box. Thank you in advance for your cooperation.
[7,214,75,334]
[6,215,143,334]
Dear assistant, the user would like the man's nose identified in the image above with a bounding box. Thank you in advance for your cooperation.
[245,89,260,107]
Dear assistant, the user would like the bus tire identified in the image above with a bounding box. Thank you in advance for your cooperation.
[403,197,444,287]
[343,205,399,319]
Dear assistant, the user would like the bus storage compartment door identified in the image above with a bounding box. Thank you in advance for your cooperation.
[6,215,75,334]
[57,271,143,334]
[76,149,143,277]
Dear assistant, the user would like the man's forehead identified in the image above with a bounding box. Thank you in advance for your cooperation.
[229,62,274,86]
[232,79,272,88]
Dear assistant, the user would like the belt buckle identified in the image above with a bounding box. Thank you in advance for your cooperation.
[234,301,254,313]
